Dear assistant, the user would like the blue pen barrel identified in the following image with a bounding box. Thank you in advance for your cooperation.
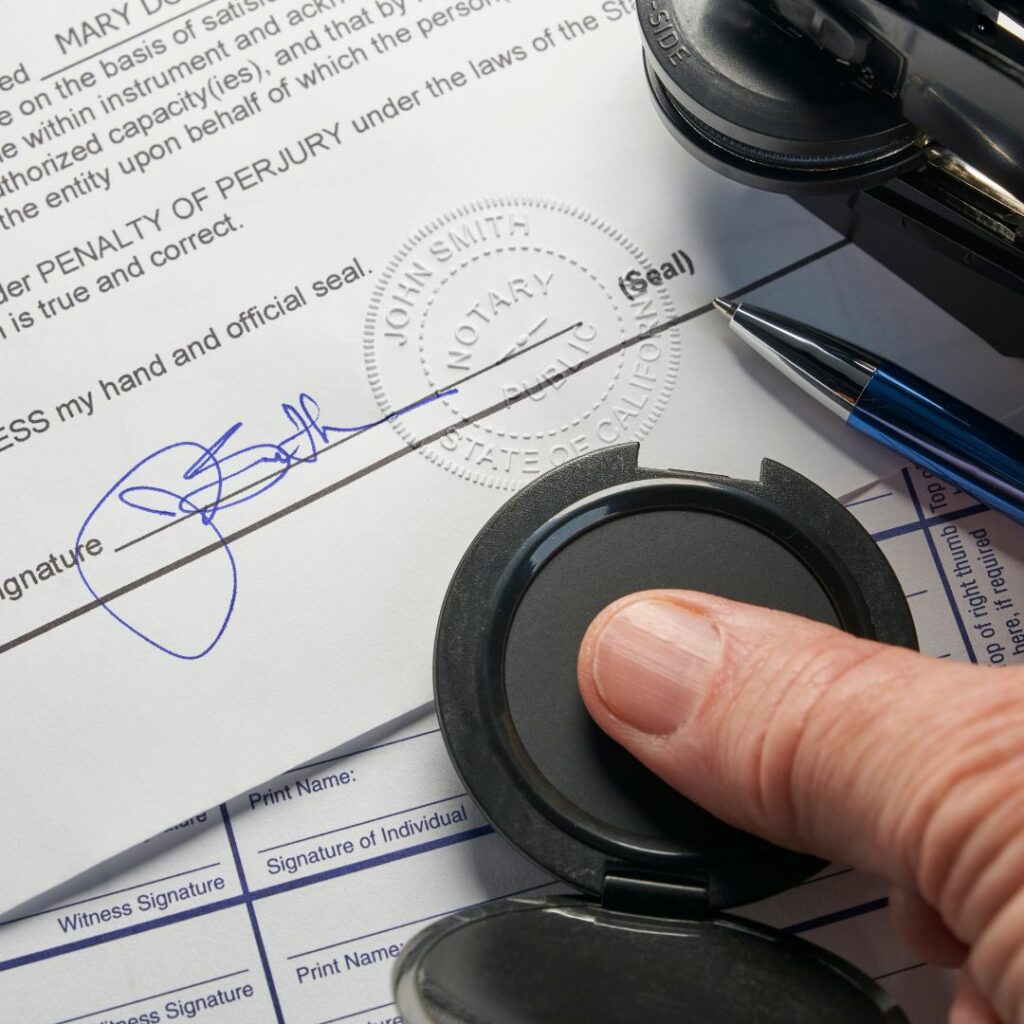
[849,367,1024,526]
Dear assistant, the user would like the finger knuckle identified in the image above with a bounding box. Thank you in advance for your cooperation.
[969,886,1024,1024]
[704,635,904,847]
[909,717,1024,943]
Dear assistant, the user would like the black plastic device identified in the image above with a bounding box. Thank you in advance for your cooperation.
[393,444,918,1023]
[640,0,1024,356]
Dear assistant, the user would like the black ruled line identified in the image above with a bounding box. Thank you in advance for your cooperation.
[0,238,849,659]
[111,320,584,554]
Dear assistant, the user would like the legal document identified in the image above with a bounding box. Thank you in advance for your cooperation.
[4,463,1018,1021]
[2,0,1023,920]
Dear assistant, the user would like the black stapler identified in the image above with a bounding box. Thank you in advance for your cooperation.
[640,0,1024,356]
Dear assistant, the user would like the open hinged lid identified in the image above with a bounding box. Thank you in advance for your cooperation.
[403,444,916,1022]
[394,894,909,1024]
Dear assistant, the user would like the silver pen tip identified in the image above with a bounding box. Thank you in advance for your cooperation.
[713,298,738,319]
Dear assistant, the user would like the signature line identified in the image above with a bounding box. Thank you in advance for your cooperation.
[0,239,849,659]
[112,320,584,554]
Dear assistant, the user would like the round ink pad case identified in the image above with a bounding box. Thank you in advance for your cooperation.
[394,443,917,1024]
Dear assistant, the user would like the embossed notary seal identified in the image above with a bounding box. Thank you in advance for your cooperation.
[364,197,682,490]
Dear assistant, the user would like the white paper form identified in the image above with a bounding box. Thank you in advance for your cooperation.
[0,484,1019,1023]
[0,710,561,1024]
[3,0,1024,913]
[0,712,950,1024]
[842,467,1024,668]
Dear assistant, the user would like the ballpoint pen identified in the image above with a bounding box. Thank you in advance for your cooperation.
[713,298,1024,526]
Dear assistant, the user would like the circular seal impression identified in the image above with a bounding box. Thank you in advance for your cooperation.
[364,197,683,490]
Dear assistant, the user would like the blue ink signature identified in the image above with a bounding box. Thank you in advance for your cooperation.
[75,390,454,660]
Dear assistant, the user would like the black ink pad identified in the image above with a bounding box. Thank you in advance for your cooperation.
[395,444,916,1023]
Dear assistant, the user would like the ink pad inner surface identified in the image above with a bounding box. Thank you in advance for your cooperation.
[505,506,840,848]
[395,444,916,1023]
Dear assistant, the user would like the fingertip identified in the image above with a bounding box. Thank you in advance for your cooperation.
[577,592,723,738]
[576,594,620,705]
[577,592,672,719]
[576,592,650,737]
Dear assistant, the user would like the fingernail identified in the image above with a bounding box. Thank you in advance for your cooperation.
[591,600,721,735]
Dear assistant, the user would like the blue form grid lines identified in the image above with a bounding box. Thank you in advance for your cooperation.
[0,469,984,1021]
[880,469,986,663]
[0,811,494,975]
[220,803,286,1024]
[0,781,913,1024]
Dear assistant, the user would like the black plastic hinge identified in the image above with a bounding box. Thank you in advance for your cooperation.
[601,869,712,920]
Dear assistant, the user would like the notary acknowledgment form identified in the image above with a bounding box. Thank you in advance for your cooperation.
[2,0,1023,924]
[4,470,1021,1022]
